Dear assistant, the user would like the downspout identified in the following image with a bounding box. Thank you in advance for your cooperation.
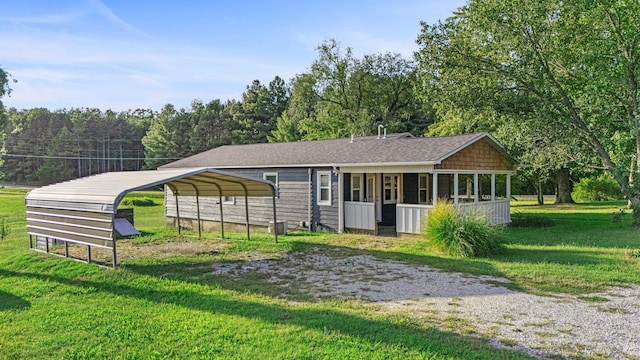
[308,168,312,231]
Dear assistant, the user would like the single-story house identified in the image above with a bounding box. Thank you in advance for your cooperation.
[160,132,515,236]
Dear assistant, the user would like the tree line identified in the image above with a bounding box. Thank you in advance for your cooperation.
[2,0,639,220]
[0,39,432,185]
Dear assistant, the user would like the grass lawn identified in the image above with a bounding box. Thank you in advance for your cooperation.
[1,188,639,359]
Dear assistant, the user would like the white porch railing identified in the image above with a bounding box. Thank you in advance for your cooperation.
[396,200,511,234]
[458,199,511,225]
[396,204,432,234]
[344,201,375,230]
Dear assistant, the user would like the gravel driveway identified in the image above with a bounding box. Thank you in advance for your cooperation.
[212,247,640,359]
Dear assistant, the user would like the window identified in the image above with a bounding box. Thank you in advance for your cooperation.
[419,174,429,204]
[317,171,331,205]
[351,174,363,202]
[263,172,278,186]
[383,174,398,204]
[263,172,279,198]
[222,196,235,205]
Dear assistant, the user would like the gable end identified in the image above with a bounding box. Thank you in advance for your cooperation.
[434,138,513,171]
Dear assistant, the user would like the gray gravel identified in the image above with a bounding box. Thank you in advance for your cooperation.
[211,248,640,359]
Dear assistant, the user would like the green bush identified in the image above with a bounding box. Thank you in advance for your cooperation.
[572,173,624,202]
[121,198,156,207]
[423,202,502,257]
[509,213,555,228]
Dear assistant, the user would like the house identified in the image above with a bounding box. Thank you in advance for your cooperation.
[160,132,515,236]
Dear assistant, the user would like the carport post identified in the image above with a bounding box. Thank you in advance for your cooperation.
[218,194,225,239]
[175,193,181,235]
[241,183,250,241]
[193,186,202,239]
[272,194,278,243]
[112,216,117,268]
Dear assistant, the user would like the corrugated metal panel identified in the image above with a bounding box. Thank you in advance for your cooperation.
[26,207,114,248]
[25,168,277,214]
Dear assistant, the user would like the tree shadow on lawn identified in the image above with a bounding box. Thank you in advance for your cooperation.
[0,289,30,311]
[0,268,532,360]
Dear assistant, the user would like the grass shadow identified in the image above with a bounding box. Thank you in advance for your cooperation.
[0,289,31,311]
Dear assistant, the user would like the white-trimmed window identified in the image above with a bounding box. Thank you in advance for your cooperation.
[383,174,398,204]
[418,174,429,204]
[263,172,278,186]
[317,171,331,205]
[222,196,235,205]
[351,174,363,202]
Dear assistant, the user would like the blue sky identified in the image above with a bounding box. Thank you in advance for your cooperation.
[1,0,466,112]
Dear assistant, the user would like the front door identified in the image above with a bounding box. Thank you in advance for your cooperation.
[366,174,382,223]
[381,174,399,226]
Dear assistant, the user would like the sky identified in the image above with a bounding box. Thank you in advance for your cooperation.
[1,0,467,112]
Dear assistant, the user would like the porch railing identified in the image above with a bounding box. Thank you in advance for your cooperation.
[396,204,432,234]
[396,200,511,234]
[458,199,511,225]
[344,201,375,230]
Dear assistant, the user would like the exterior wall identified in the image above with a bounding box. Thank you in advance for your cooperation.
[435,138,512,171]
[312,168,339,231]
[165,167,340,233]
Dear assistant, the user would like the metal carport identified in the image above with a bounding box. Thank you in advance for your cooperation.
[25,168,279,268]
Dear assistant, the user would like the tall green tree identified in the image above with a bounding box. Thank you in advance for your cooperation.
[272,39,427,141]
[416,0,640,216]
[0,66,16,179]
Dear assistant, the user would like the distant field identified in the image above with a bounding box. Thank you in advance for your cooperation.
[1,188,638,359]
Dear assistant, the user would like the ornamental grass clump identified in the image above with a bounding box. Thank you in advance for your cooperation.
[424,202,502,257]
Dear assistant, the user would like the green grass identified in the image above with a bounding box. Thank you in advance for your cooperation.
[1,189,639,358]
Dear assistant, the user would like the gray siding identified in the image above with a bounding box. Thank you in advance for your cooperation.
[166,168,330,230]
[312,168,339,231]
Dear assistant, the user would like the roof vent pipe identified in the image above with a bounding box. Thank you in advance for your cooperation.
[350,134,354,143]
[383,128,387,139]
[377,124,384,139]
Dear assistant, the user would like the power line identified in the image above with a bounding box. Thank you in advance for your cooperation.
[1,153,180,161]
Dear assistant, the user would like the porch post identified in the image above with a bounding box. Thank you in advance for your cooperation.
[432,173,438,206]
[453,173,459,206]
[474,173,479,203]
[491,173,496,201]
[506,174,511,199]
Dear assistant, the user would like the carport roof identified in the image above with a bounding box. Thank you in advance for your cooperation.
[25,168,277,214]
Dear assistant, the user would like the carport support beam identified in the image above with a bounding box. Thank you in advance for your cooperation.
[244,193,250,241]
[219,194,225,239]
[272,194,278,243]
[191,184,202,239]
[112,215,117,268]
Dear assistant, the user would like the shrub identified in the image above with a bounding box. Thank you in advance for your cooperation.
[509,213,555,228]
[423,202,502,257]
[572,173,624,202]
[122,198,156,207]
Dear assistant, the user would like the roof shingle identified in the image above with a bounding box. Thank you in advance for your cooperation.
[160,132,499,169]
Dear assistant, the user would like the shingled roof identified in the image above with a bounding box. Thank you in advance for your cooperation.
[160,132,506,169]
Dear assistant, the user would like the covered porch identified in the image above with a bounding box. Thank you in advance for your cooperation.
[341,171,512,236]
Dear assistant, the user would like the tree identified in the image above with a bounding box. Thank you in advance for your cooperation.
[142,104,177,169]
[0,66,16,179]
[272,39,427,141]
[231,77,290,144]
[416,0,640,218]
